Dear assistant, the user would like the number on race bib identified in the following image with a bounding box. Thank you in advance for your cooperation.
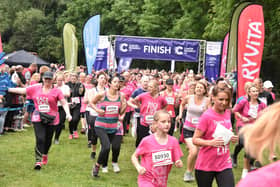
[38,104,50,113]
[106,106,119,114]
[152,150,173,167]
[145,115,154,123]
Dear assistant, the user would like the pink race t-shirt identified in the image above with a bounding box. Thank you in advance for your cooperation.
[195,108,233,172]
[136,92,167,127]
[26,84,64,125]
[233,98,266,128]
[136,134,183,187]
[237,161,280,187]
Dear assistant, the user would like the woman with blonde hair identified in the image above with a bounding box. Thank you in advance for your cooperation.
[237,102,280,186]
[232,84,266,178]
[30,73,40,85]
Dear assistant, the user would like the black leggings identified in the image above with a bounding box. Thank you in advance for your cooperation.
[54,106,66,141]
[95,127,116,167]
[135,118,150,147]
[168,117,175,136]
[195,168,235,187]
[69,105,81,134]
[85,111,97,145]
[123,111,132,134]
[111,135,122,163]
[33,122,56,162]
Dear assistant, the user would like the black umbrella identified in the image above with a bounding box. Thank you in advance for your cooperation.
[4,50,49,67]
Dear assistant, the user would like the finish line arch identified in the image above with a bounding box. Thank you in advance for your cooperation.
[108,35,206,74]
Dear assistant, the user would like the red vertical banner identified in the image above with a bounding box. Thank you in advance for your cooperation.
[220,33,229,77]
[237,4,265,97]
[0,34,3,52]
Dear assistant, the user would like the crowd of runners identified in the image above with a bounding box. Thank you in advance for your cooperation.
[0,62,279,187]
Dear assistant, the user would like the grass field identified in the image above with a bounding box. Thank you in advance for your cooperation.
[0,126,245,187]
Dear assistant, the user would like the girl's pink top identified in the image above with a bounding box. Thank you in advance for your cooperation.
[120,81,136,112]
[233,98,266,128]
[195,108,233,172]
[26,84,64,125]
[162,91,177,118]
[136,92,167,127]
[136,134,183,187]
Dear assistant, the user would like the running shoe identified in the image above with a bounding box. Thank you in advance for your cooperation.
[73,131,79,139]
[231,154,237,168]
[23,124,31,128]
[88,141,92,148]
[90,152,96,160]
[42,155,48,165]
[112,162,120,173]
[92,164,100,177]
[81,128,86,134]
[54,139,59,144]
[34,162,42,170]
[102,166,108,173]
[183,172,195,182]
[241,169,248,178]
[68,134,73,139]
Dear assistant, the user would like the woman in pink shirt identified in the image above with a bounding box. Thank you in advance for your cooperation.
[160,78,179,136]
[131,110,183,187]
[237,102,280,187]
[193,86,238,187]
[128,80,167,147]
[232,84,266,178]
[8,71,72,170]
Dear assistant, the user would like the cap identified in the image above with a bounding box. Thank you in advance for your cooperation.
[43,71,54,79]
[166,78,174,85]
[263,80,273,89]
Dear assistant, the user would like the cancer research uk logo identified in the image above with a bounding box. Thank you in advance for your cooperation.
[119,43,141,53]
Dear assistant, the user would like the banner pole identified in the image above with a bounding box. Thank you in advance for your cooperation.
[171,60,175,72]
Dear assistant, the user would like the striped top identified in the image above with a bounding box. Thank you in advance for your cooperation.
[95,93,121,133]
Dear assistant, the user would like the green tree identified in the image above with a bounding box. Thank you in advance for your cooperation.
[169,0,210,39]
[109,0,144,35]
[203,0,236,40]
[138,0,183,37]
[7,8,47,52]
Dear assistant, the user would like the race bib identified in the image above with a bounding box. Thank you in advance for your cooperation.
[106,106,119,114]
[191,117,199,124]
[38,104,50,113]
[145,115,154,123]
[71,97,80,104]
[152,150,173,167]
[166,97,175,105]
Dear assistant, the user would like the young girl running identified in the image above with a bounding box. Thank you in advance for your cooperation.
[131,110,183,187]
[193,86,238,187]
